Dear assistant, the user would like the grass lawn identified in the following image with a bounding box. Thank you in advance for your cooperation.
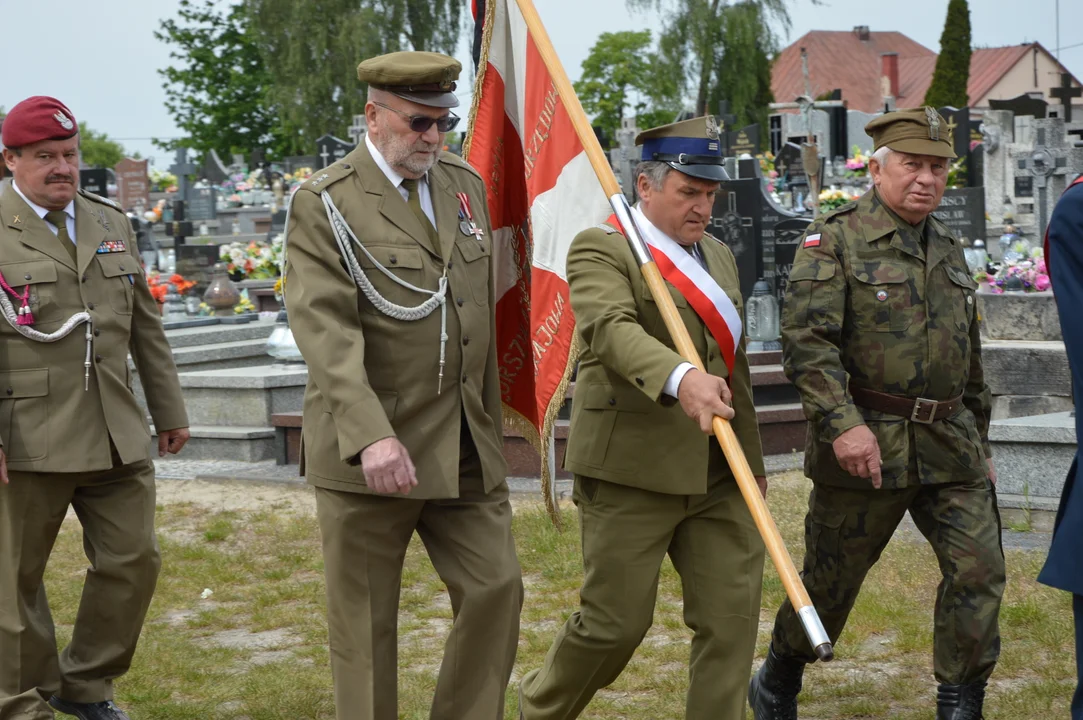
[41,471,1074,719]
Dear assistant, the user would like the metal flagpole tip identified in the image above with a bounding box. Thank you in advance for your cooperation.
[797,605,834,662]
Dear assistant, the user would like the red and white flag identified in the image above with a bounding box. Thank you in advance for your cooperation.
[465,0,610,515]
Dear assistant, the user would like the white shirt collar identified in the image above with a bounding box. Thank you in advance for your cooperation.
[632,203,705,263]
[11,180,75,223]
[366,133,427,189]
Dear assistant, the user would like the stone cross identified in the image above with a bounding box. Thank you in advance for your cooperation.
[347,114,368,146]
[169,147,197,204]
[1011,119,1075,238]
[1050,72,1082,123]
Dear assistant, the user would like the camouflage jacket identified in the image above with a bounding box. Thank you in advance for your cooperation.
[783,188,992,489]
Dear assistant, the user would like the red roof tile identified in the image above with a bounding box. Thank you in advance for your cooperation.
[771,30,936,113]
[967,44,1035,104]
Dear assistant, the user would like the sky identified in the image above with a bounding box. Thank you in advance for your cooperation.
[2,0,1081,169]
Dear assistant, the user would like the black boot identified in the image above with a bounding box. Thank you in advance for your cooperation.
[936,681,986,720]
[748,646,806,720]
[48,697,130,720]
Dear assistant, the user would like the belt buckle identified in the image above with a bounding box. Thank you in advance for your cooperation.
[910,397,937,424]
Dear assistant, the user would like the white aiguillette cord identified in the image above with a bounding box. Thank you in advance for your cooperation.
[318,191,450,394]
[0,270,93,390]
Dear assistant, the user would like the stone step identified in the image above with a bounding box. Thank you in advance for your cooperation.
[150,424,277,462]
[170,338,273,371]
[747,349,783,367]
[990,411,1077,508]
[177,365,307,427]
[981,340,1070,397]
[162,318,277,348]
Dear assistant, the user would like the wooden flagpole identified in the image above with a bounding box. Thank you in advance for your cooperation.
[513,0,834,660]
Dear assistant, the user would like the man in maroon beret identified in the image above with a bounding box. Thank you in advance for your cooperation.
[0,96,191,720]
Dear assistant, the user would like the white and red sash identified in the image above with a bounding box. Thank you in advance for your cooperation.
[608,208,743,374]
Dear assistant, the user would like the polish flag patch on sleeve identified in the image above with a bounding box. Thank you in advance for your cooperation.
[804,233,822,248]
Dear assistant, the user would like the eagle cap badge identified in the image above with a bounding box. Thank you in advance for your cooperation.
[53,111,74,131]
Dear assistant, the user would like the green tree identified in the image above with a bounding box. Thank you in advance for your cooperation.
[924,0,972,108]
[243,0,465,155]
[574,31,682,148]
[706,1,776,144]
[155,0,285,159]
[78,122,126,168]
[629,0,793,117]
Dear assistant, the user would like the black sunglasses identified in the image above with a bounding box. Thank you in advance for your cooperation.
[373,102,461,133]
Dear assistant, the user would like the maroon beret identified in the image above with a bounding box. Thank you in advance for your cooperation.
[1,96,78,149]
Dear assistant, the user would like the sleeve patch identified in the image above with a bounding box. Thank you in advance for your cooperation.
[804,233,822,248]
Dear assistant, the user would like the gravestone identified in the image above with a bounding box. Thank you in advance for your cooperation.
[347,114,368,146]
[202,150,230,185]
[1049,72,1082,123]
[932,187,986,244]
[968,119,985,188]
[768,115,783,154]
[1014,176,1033,198]
[79,168,108,197]
[188,186,218,221]
[169,148,197,204]
[980,110,1015,229]
[1010,118,1083,238]
[717,161,813,304]
[315,135,355,168]
[847,110,880,156]
[175,244,222,292]
[615,116,638,200]
[989,93,1049,121]
[710,181,760,299]
[937,106,971,167]
[114,158,149,211]
[778,109,833,161]
[725,125,761,157]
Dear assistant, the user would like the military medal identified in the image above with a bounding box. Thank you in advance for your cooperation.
[456,192,484,241]
[95,239,127,254]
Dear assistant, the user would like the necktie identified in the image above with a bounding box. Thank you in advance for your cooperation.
[45,210,77,263]
[400,178,438,246]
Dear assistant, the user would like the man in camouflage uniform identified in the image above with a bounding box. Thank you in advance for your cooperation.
[749,108,1004,720]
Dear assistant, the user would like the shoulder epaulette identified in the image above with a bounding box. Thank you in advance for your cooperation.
[78,189,123,212]
[437,151,483,181]
[300,161,353,193]
[594,223,620,234]
[703,231,724,245]
[822,201,857,221]
[927,213,953,237]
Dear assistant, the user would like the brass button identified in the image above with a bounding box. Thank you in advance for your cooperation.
[119,265,125,271]
[95,354,102,363]
[24,273,31,281]
[93,328,100,337]
[608,398,616,406]
[389,255,398,265]
[456,297,464,307]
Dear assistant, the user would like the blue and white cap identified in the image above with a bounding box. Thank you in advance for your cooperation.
[637,115,729,182]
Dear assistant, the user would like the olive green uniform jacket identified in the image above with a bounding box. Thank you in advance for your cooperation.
[0,181,188,469]
[783,188,991,488]
[283,143,505,499]
[563,223,765,491]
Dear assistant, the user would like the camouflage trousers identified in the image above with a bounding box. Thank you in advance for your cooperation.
[770,476,1006,684]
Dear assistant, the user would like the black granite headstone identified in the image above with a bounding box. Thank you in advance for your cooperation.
[1014,175,1034,197]
[79,169,108,197]
[175,245,222,292]
[726,125,761,157]
[932,187,986,243]
[710,180,761,300]
[187,187,218,221]
[989,93,1049,120]
[315,135,355,168]
[937,106,971,166]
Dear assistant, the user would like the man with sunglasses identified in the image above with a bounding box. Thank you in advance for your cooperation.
[283,51,523,720]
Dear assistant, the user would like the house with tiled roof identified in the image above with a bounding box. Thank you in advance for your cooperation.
[771,27,1082,115]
